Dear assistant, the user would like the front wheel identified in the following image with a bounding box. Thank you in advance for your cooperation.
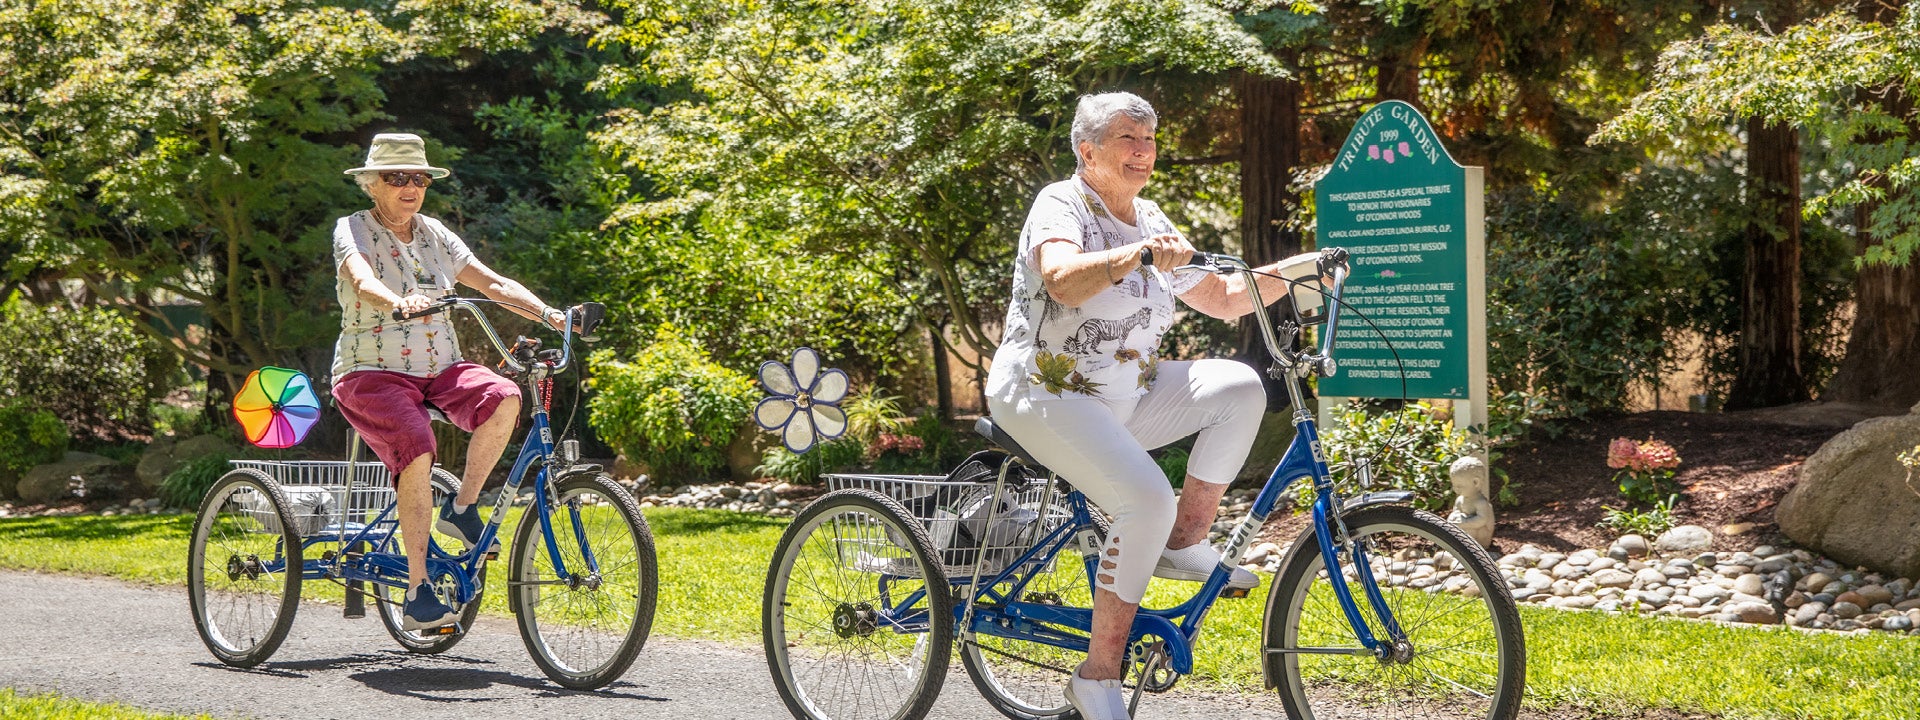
[764,489,952,720]
[509,472,657,689]
[186,469,303,668]
[1261,505,1524,720]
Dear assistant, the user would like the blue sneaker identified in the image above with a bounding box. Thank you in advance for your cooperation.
[402,582,458,631]
[437,498,500,554]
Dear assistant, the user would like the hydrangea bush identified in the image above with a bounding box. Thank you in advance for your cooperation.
[1607,436,1682,506]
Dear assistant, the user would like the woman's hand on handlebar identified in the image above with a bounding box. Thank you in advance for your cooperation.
[1138,233,1194,270]
[393,293,436,317]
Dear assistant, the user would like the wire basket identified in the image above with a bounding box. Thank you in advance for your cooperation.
[227,460,396,538]
[825,471,1068,579]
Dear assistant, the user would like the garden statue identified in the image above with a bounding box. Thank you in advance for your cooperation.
[1448,455,1495,547]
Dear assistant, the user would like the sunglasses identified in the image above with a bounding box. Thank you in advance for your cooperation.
[379,171,434,188]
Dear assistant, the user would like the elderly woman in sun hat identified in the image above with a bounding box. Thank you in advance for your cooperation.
[984,92,1323,720]
[331,132,574,631]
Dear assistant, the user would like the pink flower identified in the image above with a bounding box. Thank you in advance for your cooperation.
[1368,145,1381,159]
[1606,437,1639,470]
[1635,439,1680,471]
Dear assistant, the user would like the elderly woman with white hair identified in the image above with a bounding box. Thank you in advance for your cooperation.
[331,133,573,631]
[984,92,1320,720]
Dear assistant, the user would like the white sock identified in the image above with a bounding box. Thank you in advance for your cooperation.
[453,502,472,515]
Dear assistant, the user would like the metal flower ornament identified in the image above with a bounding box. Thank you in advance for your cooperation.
[754,347,851,453]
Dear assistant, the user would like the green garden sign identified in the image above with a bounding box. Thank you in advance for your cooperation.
[1314,100,1488,430]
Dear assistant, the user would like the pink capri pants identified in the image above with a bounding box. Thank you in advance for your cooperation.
[334,362,520,475]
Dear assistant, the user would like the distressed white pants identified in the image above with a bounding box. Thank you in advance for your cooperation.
[986,359,1265,604]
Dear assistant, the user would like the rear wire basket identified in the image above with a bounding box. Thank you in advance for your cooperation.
[227,460,395,539]
[825,471,1073,580]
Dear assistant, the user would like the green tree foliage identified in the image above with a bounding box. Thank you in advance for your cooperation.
[595,0,1282,370]
[1596,5,1920,265]
[0,1,583,393]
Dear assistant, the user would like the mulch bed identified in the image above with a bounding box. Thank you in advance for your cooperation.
[1490,410,1845,555]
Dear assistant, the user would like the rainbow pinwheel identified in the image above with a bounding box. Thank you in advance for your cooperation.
[232,367,322,449]
[754,347,849,453]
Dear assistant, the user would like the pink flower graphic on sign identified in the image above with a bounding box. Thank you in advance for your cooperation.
[1379,269,1398,278]
[1399,141,1412,157]
[1368,145,1381,160]
[1384,151,1396,164]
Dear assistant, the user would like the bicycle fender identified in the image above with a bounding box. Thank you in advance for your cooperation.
[1339,490,1416,515]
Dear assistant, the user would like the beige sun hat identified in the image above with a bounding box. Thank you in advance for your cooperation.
[342,133,451,178]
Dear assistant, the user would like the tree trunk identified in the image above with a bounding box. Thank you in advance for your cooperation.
[928,322,954,420]
[1819,29,1919,406]
[1235,70,1305,362]
[1375,34,1428,108]
[1725,117,1808,408]
[1235,69,1308,411]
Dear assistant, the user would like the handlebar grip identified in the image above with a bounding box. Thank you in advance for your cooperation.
[391,303,450,322]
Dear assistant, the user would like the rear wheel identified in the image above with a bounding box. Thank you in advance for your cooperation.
[376,470,482,653]
[187,469,302,668]
[1261,505,1524,720]
[510,472,657,689]
[764,489,952,720]
[960,508,1110,720]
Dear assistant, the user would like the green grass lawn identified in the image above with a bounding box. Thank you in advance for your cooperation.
[0,689,213,720]
[2,510,1916,719]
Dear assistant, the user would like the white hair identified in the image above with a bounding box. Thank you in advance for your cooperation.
[1071,92,1157,170]
[352,171,380,198]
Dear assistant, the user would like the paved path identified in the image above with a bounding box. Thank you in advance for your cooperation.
[0,570,1301,720]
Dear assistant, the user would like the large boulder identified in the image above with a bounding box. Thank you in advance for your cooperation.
[726,422,778,482]
[18,452,131,504]
[1776,403,1920,579]
[134,433,235,498]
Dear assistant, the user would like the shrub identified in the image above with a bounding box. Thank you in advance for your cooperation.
[0,299,176,439]
[0,405,70,485]
[1155,446,1191,486]
[841,388,910,444]
[1319,400,1483,513]
[587,327,757,480]
[1606,436,1682,506]
[756,439,866,484]
[159,451,237,509]
[1598,495,1678,538]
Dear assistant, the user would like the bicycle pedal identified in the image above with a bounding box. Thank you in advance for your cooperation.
[1219,587,1251,599]
[426,623,462,636]
[485,550,499,561]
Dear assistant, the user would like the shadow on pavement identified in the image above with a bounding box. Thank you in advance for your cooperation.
[350,666,667,703]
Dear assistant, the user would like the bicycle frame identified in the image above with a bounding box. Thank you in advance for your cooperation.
[267,299,603,609]
[867,252,1410,675]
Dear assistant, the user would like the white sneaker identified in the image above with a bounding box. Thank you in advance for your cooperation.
[1155,543,1259,590]
[1064,667,1130,720]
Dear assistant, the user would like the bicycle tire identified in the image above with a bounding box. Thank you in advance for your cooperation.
[959,503,1111,720]
[509,471,657,689]
[375,469,483,653]
[1261,505,1524,720]
[186,469,303,668]
[763,489,953,720]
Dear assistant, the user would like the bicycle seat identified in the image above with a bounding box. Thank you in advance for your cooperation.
[973,417,1046,470]
[422,401,450,425]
